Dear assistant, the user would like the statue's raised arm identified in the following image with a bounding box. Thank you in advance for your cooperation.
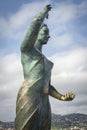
[21,5,52,52]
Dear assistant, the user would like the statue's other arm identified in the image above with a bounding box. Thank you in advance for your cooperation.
[21,5,52,52]
[49,84,75,101]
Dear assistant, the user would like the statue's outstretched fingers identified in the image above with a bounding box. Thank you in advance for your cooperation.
[46,5,52,11]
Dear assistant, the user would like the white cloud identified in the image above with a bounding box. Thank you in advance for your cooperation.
[50,47,87,74]
[0,53,23,121]
[0,1,50,39]
[46,1,87,49]
[50,33,73,47]
[50,1,87,24]
[0,0,87,41]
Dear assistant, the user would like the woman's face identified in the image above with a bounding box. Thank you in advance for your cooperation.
[38,26,50,44]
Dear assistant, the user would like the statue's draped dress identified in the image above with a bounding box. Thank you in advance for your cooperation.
[15,48,53,130]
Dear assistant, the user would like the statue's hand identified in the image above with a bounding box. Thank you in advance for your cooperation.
[44,5,52,19]
[61,92,75,101]
[45,5,52,12]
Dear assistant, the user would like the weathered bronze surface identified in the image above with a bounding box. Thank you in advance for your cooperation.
[15,5,75,130]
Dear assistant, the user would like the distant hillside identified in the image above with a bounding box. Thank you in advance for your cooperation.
[52,113,87,128]
[0,121,14,129]
[0,113,87,129]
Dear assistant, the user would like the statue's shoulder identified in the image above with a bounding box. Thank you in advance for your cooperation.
[21,48,43,61]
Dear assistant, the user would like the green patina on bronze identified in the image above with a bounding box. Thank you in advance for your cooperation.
[15,5,75,130]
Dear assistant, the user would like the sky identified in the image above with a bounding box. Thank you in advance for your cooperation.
[0,0,87,121]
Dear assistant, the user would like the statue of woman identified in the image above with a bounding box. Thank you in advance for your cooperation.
[15,5,75,130]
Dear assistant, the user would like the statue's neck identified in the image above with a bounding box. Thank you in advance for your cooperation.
[34,41,42,52]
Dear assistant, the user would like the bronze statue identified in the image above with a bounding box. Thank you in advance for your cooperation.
[15,5,75,130]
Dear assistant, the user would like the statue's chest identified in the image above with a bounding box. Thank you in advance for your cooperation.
[21,49,53,74]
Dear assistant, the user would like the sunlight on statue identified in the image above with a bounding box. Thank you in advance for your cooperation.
[15,5,75,130]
